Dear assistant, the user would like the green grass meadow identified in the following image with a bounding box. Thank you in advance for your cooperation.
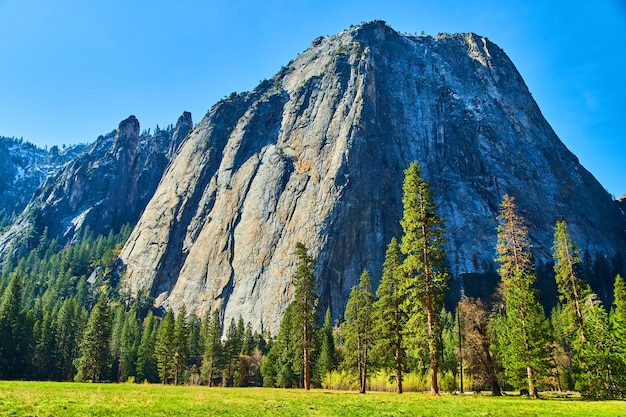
[0,381,624,417]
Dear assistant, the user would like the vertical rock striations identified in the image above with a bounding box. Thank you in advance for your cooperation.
[119,21,626,332]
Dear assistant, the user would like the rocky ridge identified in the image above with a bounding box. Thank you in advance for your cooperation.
[0,137,86,226]
[0,113,192,259]
[118,21,626,332]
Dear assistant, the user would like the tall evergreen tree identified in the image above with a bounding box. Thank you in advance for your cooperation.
[315,307,336,383]
[32,311,57,380]
[110,305,126,381]
[571,293,624,398]
[440,307,459,391]
[552,221,589,342]
[551,220,623,396]
[612,275,626,360]
[373,237,408,393]
[495,195,550,398]
[241,321,255,356]
[342,270,375,393]
[119,306,140,382]
[172,306,190,385]
[0,274,31,379]
[56,297,87,381]
[276,304,299,387]
[155,309,175,384]
[399,162,448,395]
[136,311,159,383]
[223,317,242,386]
[187,314,203,374]
[290,242,319,390]
[74,290,113,382]
[610,274,626,398]
[201,310,224,387]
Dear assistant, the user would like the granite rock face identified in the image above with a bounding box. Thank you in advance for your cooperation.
[119,21,626,331]
[0,137,86,224]
[0,113,191,258]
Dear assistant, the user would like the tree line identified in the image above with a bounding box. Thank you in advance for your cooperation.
[0,162,625,398]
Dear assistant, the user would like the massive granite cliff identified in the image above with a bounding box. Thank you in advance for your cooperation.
[119,21,626,332]
[0,113,192,258]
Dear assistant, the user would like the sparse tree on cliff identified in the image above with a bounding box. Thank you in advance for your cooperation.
[399,162,449,395]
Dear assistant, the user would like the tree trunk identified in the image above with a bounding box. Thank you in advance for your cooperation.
[481,338,501,396]
[396,344,403,394]
[361,356,367,394]
[426,285,439,395]
[527,365,538,398]
[304,346,310,390]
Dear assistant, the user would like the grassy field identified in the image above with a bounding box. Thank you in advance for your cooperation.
[0,381,625,417]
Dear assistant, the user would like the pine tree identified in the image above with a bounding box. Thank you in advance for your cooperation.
[315,307,336,383]
[276,304,299,387]
[495,195,550,398]
[551,220,623,396]
[342,270,375,393]
[155,309,175,384]
[552,221,589,342]
[120,306,140,382]
[572,293,624,398]
[0,274,31,379]
[201,310,223,387]
[172,306,190,385]
[110,305,126,381]
[187,314,203,376]
[223,317,242,386]
[612,275,626,360]
[609,274,626,398]
[290,242,319,390]
[136,311,159,383]
[32,311,57,380]
[56,297,87,381]
[241,321,255,356]
[74,290,113,382]
[440,307,459,391]
[373,237,407,393]
[399,162,448,395]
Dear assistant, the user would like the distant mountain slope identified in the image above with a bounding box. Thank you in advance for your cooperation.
[0,137,86,228]
[0,112,192,260]
[118,21,626,332]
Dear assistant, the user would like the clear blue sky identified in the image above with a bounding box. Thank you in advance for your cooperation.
[1,0,624,197]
